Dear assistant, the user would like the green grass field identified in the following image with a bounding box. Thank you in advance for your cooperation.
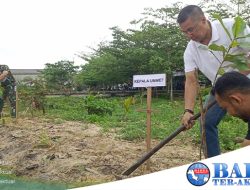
[37,96,248,152]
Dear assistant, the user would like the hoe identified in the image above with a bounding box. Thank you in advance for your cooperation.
[122,100,217,176]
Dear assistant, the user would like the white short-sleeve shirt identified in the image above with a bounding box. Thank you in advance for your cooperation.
[184,18,250,83]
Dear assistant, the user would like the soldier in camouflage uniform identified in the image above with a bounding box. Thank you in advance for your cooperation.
[0,65,16,118]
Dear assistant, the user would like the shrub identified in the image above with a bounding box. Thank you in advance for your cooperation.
[84,95,115,116]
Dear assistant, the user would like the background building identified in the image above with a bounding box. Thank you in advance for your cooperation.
[10,69,42,82]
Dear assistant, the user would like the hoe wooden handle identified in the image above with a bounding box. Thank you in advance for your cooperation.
[122,100,217,176]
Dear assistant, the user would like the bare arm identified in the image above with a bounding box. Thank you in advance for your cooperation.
[184,71,198,111]
[181,70,198,129]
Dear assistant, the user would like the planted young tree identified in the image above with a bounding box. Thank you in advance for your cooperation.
[209,14,250,79]
[122,96,136,120]
[196,14,250,155]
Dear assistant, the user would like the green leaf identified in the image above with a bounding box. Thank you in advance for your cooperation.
[209,44,227,52]
[124,97,133,113]
[238,42,250,49]
[212,13,232,41]
[224,53,244,61]
[236,33,250,40]
[217,68,225,75]
[232,16,246,38]
[233,62,249,71]
[224,54,248,71]
[230,40,239,48]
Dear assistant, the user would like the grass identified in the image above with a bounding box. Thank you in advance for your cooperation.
[19,95,248,151]
[8,95,247,188]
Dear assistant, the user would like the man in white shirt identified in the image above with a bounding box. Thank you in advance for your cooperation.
[177,5,250,157]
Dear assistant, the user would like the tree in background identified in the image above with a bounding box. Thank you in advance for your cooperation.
[201,0,250,24]
[76,0,250,90]
[76,3,187,89]
[41,60,79,94]
[76,53,121,89]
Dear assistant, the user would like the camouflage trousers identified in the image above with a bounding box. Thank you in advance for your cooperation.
[0,79,16,118]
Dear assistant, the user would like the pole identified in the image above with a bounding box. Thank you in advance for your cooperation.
[146,87,152,170]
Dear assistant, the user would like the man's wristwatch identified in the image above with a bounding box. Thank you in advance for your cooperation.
[184,109,194,115]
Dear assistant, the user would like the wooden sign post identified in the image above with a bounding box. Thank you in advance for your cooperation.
[133,74,166,171]
[146,87,152,167]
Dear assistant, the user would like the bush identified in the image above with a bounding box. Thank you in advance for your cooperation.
[84,95,115,116]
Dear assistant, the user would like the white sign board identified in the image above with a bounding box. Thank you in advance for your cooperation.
[133,74,166,88]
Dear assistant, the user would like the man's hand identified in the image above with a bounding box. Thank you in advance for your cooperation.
[181,112,195,130]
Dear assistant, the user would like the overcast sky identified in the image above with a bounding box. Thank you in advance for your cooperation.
[0,0,199,69]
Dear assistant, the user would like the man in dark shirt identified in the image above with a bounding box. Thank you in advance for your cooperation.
[214,72,250,146]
